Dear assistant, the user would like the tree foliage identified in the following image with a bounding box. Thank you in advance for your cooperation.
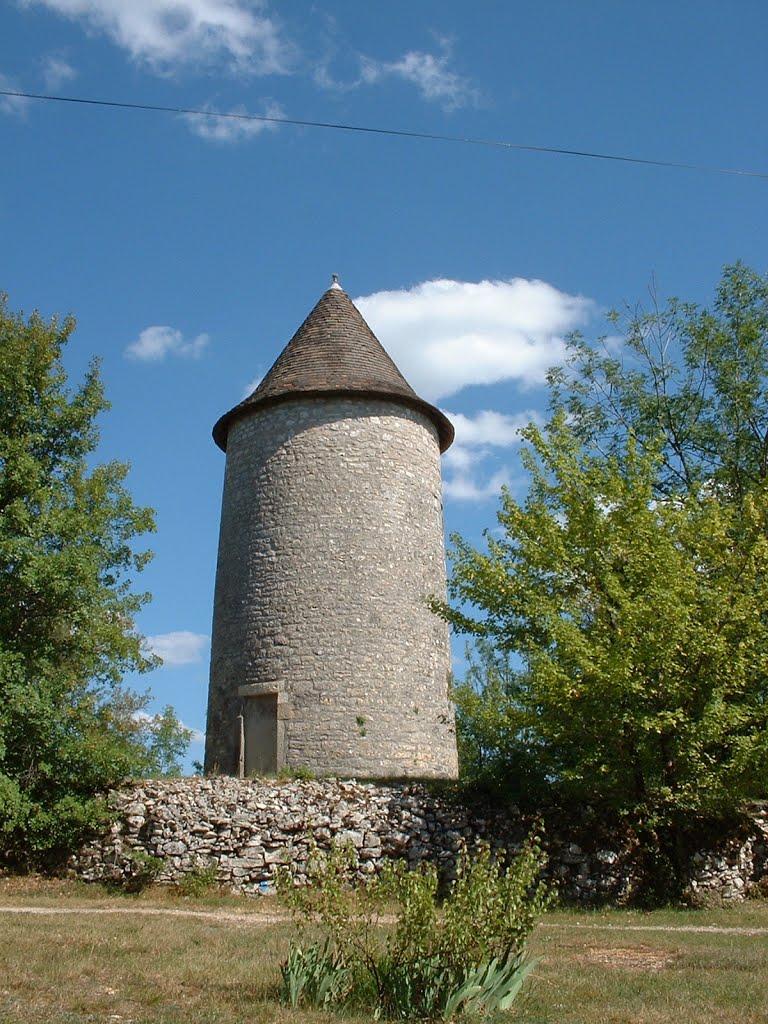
[451,639,539,791]
[551,260,768,501]
[439,265,768,888]
[0,296,189,866]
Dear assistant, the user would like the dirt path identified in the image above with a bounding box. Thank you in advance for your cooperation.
[0,906,288,925]
[0,905,767,935]
[539,921,768,936]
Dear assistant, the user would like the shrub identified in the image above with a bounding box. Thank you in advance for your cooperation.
[277,830,551,1020]
[115,849,164,894]
[174,861,220,897]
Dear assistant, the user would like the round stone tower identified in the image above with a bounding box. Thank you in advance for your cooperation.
[205,278,458,779]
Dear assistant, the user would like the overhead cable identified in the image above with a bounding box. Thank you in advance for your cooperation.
[2,89,766,180]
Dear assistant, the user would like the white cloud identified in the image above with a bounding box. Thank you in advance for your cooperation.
[313,60,357,94]
[125,325,209,361]
[41,53,77,88]
[312,36,478,110]
[0,72,30,117]
[355,277,593,402]
[21,0,292,75]
[447,409,536,448]
[183,99,284,142]
[144,630,209,666]
[360,46,478,110]
[443,467,510,502]
[440,409,535,503]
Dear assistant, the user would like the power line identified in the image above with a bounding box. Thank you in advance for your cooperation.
[2,88,767,180]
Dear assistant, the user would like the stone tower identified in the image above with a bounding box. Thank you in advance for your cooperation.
[205,278,458,779]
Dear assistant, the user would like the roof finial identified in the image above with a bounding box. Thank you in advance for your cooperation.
[329,273,342,291]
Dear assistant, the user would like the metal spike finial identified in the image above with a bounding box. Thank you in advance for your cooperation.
[329,273,342,291]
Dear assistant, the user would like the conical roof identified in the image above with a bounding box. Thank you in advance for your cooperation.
[213,281,454,452]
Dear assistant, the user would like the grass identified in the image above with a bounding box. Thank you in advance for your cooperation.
[1,877,767,1023]
[525,905,768,1024]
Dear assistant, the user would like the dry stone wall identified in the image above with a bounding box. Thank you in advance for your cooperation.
[74,777,768,904]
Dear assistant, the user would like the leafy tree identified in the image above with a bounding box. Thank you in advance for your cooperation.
[438,265,768,894]
[0,295,188,867]
[451,639,542,793]
[140,705,194,777]
[552,261,768,502]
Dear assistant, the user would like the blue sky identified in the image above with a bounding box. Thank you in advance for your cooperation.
[1,0,766,769]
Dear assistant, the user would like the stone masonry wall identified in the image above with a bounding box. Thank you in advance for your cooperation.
[74,778,768,904]
[206,396,457,779]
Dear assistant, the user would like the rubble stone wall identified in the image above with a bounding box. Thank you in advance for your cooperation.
[74,777,768,904]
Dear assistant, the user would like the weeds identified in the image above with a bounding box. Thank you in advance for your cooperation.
[114,850,164,894]
[277,830,551,1019]
[277,765,316,781]
[174,862,220,897]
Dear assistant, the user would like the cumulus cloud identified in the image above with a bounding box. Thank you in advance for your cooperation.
[360,47,478,110]
[443,467,510,502]
[0,72,30,117]
[125,325,209,361]
[183,99,284,142]
[144,630,209,666]
[355,277,593,403]
[21,0,292,75]
[440,409,537,503]
[448,409,535,448]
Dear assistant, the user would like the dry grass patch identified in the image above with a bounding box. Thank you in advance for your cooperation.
[1,881,768,1023]
[567,944,677,971]
[524,905,768,1024]
[1,905,306,1024]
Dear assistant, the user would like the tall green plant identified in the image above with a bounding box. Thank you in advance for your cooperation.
[440,417,768,820]
[277,832,550,1020]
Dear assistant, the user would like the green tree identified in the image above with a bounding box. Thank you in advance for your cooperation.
[552,261,768,502]
[140,705,194,777]
[451,639,542,792]
[0,296,188,866]
[438,265,768,893]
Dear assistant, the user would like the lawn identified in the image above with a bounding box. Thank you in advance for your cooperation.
[1,877,766,1023]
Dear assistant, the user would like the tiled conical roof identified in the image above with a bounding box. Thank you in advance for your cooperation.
[213,281,454,452]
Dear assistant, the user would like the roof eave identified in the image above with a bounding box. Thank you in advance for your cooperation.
[212,389,454,454]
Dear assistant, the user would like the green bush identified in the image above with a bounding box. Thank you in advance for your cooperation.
[115,849,164,894]
[277,830,550,1020]
[0,298,192,869]
[174,861,220,897]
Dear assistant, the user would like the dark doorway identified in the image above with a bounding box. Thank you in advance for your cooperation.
[243,693,278,775]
